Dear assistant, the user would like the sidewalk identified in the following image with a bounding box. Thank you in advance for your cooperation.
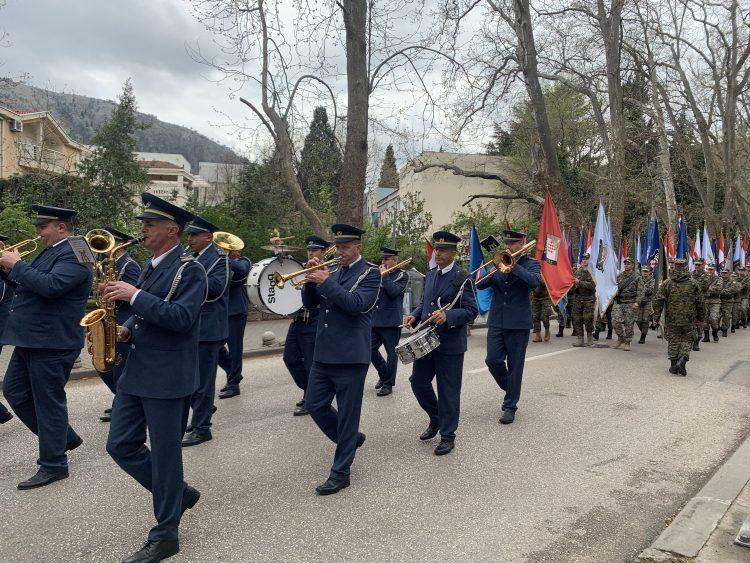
[639,431,750,562]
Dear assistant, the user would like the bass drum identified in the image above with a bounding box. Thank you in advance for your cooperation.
[247,256,304,315]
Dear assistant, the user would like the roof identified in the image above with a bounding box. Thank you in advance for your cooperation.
[0,104,88,152]
[140,160,183,170]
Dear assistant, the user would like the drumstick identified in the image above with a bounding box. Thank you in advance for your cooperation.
[412,303,450,332]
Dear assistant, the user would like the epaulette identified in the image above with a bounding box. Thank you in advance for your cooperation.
[181,255,194,262]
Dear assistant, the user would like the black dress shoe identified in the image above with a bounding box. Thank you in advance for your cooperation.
[356,432,366,448]
[376,385,392,397]
[500,409,516,424]
[181,431,212,448]
[315,477,350,495]
[122,539,179,563]
[0,409,13,424]
[218,388,240,399]
[181,485,200,516]
[419,424,439,441]
[99,414,112,423]
[375,379,383,389]
[185,424,193,433]
[293,406,309,416]
[18,468,69,490]
[65,436,83,452]
[212,405,217,414]
[219,385,228,393]
[434,439,454,456]
[295,397,305,407]
[104,407,113,414]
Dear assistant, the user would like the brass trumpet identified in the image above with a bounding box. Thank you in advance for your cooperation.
[474,240,537,284]
[273,258,341,289]
[381,257,412,275]
[0,236,41,258]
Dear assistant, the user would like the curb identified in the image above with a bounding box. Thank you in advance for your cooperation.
[639,433,750,561]
[67,322,490,382]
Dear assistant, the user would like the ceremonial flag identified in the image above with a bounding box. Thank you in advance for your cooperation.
[469,226,491,315]
[742,235,748,268]
[425,238,437,269]
[733,233,742,270]
[666,226,676,261]
[693,229,701,260]
[639,233,647,265]
[619,238,629,270]
[535,192,575,305]
[702,224,715,265]
[718,231,725,271]
[676,217,688,259]
[577,226,587,264]
[585,227,592,257]
[636,235,642,266]
[590,202,619,315]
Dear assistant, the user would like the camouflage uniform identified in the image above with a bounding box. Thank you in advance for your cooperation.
[730,275,742,331]
[570,266,596,345]
[636,272,655,342]
[692,265,712,343]
[719,272,735,334]
[531,281,552,341]
[706,273,724,339]
[611,264,645,349]
[740,270,750,328]
[651,259,705,376]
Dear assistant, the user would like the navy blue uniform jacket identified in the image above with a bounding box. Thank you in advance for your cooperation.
[308,257,381,364]
[115,252,142,325]
[195,243,229,342]
[0,278,14,340]
[1,240,92,350]
[411,265,478,354]
[120,246,206,399]
[227,256,251,317]
[476,255,541,330]
[373,269,408,327]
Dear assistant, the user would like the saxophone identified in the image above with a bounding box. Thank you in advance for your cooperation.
[80,230,140,372]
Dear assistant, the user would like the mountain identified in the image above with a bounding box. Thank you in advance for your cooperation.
[0,82,245,172]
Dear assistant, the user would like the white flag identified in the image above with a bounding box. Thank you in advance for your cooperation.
[589,202,619,318]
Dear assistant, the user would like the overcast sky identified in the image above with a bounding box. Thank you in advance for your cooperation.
[0,0,492,165]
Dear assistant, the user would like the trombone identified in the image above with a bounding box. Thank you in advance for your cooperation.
[0,236,42,258]
[381,257,412,275]
[273,258,341,289]
[473,240,537,285]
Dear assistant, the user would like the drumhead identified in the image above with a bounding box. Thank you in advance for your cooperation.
[247,256,303,315]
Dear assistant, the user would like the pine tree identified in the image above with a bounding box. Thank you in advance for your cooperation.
[298,107,342,212]
[377,144,399,189]
[485,124,513,156]
[80,79,149,226]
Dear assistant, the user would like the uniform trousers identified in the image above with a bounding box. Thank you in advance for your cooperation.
[485,328,529,411]
[371,327,401,386]
[283,320,317,394]
[305,361,367,480]
[3,347,80,471]
[106,392,190,541]
[708,303,722,329]
[409,350,464,440]
[720,301,733,331]
[190,342,222,434]
[97,342,131,394]
[572,299,595,334]
[665,325,695,360]
[612,302,637,342]
[218,314,247,391]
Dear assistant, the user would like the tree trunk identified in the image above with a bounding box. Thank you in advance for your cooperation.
[511,0,576,224]
[337,0,369,227]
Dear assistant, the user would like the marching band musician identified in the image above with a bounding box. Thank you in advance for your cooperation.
[217,246,251,399]
[182,216,230,448]
[0,206,92,489]
[97,226,142,423]
[371,247,409,396]
[303,224,381,495]
[103,193,205,563]
[404,231,478,456]
[0,233,14,425]
[282,235,331,416]
[476,229,541,426]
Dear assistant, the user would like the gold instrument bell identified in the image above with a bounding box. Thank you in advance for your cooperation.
[213,231,245,252]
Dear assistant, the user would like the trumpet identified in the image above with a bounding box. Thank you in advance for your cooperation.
[474,240,537,285]
[214,231,245,252]
[381,257,412,275]
[0,236,41,258]
[273,257,341,289]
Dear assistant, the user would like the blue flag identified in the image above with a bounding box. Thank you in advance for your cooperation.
[469,225,491,315]
[676,217,688,259]
[577,226,587,264]
[638,233,647,265]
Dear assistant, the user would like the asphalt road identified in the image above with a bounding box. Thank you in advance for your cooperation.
[2,327,750,562]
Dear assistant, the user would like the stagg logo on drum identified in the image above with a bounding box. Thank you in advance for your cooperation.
[266,273,277,303]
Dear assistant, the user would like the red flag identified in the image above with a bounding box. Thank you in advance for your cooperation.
[425,238,437,269]
[666,226,676,260]
[534,192,575,305]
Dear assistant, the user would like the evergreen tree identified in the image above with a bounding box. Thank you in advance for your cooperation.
[486,124,514,156]
[298,107,342,212]
[80,79,149,226]
[377,144,399,189]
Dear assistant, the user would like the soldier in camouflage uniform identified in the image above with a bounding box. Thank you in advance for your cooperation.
[531,279,552,342]
[740,266,749,328]
[692,258,712,346]
[570,253,596,347]
[611,258,644,351]
[730,273,742,332]
[719,269,734,336]
[636,266,655,344]
[651,258,705,376]
[706,264,723,341]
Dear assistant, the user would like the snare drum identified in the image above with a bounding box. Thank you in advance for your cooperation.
[396,327,440,364]
[247,256,303,315]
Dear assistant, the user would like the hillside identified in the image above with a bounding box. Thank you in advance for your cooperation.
[0,82,244,172]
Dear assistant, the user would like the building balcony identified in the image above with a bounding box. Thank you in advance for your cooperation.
[16,141,71,174]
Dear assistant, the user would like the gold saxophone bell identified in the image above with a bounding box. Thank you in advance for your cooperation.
[214,231,245,252]
[85,229,116,254]
[273,258,341,289]
[0,236,41,258]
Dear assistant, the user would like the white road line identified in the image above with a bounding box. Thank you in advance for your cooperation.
[466,347,579,374]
